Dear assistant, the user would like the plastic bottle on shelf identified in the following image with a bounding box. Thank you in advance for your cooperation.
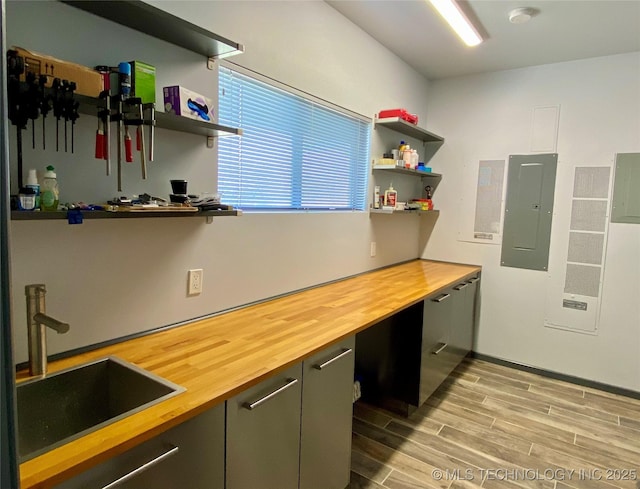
[25,168,40,208]
[411,149,419,169]
[384,183,397,207]
[402,144,412,168]
[40,165,59,212]
[398,140,406,155]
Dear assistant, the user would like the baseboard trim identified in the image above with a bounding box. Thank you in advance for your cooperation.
[469,352,640,401]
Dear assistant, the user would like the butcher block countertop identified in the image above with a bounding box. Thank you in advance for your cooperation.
[18,259,480,489]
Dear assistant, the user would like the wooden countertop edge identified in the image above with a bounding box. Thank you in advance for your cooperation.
[18,259,481,489]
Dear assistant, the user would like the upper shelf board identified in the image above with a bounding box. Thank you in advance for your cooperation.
[372,165,442,179]
[66,91,242,138]
[62,0,244,59]
[374,117,444,143]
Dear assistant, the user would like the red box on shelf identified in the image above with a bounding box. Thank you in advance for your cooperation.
[378,108,419,125]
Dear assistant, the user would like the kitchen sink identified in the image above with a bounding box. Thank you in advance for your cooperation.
[16,356,185,462]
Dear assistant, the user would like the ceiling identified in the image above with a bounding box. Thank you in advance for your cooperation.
[327,0,640,80]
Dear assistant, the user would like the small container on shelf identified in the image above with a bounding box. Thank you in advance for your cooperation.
[378,109,419,125]
[411,199,434,211]
[383,183,397,206]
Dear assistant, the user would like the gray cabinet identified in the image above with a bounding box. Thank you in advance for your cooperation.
[421,274,480,401]
[420,289,458,404]
[55,403,225,489]
[226,339,355,489]
[226,364,303,489]
[355,274,480,415]
[300,337,355,489]
[450,276,479,362]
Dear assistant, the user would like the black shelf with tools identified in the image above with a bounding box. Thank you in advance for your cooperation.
[17,83,242,143]
[6,0,246,222]
[11,209,241,220]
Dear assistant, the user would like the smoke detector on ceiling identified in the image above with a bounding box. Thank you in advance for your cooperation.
[508,7,537,24]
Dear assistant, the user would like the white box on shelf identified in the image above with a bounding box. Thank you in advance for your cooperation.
[163,86,214,122]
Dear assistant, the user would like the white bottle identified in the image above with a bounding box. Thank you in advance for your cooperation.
[411,149,419,169]
[402,145,412,168]
[26,169,40,208]
[373,186,381,209]
[384,183,397,207]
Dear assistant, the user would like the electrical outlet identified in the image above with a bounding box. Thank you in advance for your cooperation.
[188,269,204,295]
[370,242,377,257]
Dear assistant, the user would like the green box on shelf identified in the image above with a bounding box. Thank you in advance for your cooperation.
[130,60,156,104]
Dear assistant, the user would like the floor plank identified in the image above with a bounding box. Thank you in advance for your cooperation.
[348,471,387,489]
[382,469,442,489]
[351,358,640,489]
[351,449,393,484]
[491,419,637,473]
[619,417,640,432]
[351,433,450,489]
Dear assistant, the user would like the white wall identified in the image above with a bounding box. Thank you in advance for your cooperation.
[7,1,432,363]
[422,53,640,391]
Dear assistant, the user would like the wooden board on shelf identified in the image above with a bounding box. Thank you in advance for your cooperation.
[110,205,198,213]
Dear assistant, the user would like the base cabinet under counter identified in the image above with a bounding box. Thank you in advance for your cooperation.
[55,404,225,489]
[300,337,355,489]
[225,337,355,489]
[226,364,303,489]
[355,273,480,415]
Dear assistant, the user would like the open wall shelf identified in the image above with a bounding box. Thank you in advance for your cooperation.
[11,209,241,221]
[369,208,440,215]
[61,0,244,60]
[374,117,443,143]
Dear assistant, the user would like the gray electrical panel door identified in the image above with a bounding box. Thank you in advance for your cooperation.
[611,152,640,223]
[501,154,557,271]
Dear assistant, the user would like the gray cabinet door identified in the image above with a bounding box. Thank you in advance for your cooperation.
[449,277,476,363]
[420,291,457,404]
[453,275,479,359]
[56,404,225,489]
[300,337,355,489]
[226,364,303,489]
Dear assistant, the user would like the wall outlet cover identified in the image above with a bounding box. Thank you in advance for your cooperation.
[188,269,204,295]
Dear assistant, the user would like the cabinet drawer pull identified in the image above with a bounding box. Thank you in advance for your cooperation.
[431,343,448,355]
[431,293,450,303]
[467,277,479,284]
[313,348,353,370]
[453,283,469,290]
[243,378,298,410]
[101,445,179,489]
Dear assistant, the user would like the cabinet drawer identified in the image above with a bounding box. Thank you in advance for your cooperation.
[420,291,457,404]
[55,404,225,489]
[419,340,458,403]
[226,364,303,489]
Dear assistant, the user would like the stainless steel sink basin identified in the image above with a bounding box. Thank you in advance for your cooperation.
[16,356,185,462]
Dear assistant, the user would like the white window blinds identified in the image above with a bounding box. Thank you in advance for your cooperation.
[218,66,370,211]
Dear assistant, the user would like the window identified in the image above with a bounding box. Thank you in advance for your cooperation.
[218,65,370,211]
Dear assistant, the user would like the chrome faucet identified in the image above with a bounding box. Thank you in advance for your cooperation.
[25,284,70,376]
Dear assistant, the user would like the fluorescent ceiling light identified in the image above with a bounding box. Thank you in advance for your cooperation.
[429,0,483,47]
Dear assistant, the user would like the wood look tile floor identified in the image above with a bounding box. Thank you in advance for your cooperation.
[348,358,640,489]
